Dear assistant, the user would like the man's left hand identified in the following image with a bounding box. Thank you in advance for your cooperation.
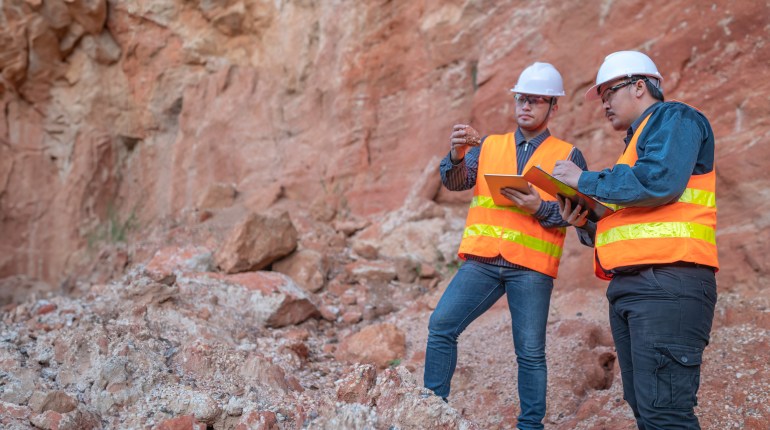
[552,160,583,188]
[501,183,542,214]
[557,196,588,227]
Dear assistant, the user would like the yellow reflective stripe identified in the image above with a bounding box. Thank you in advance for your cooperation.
[463,223,563,258]
[467,198,567,235]
[596,222,716,247]
[464,223,502,239]
[601,188,715,212]
[678,188,716,208]
[470,196,529,216]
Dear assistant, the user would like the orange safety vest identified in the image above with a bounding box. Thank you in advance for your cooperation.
[458,133,573,278]
[593,111,719,280]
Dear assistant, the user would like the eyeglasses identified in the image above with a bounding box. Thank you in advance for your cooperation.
[600,80,640,104]
[600,81,635,104]
[514,94,553,106]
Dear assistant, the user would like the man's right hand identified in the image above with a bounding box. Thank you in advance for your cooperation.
[552,160,582,188]
[450,124,481,162]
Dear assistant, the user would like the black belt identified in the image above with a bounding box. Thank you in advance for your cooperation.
[610,261,715,275]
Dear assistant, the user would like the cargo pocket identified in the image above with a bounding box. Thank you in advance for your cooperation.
[653,344,703,409]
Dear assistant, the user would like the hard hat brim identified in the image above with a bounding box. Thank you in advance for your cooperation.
[584,84,602,101]
[509,88,566,97]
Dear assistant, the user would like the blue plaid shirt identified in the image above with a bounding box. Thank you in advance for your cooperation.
[440,128,588,270]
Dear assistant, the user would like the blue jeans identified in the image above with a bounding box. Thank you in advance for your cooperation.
[424,260,553,430]
[607,265,717,430]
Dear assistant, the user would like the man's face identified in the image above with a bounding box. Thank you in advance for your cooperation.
[598,78,639,131]
[514,93,555,131]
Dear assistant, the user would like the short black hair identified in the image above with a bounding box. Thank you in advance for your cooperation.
[631,75,664,102]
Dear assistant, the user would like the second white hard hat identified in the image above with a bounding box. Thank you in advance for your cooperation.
[585,50,663,101]
[510,62,566,97]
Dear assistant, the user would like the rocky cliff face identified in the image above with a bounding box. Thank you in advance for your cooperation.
[2,0,769,290]
[1,1,769,429]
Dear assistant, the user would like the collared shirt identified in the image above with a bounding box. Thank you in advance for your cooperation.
[440,128,588,269]
[576,101,716,247]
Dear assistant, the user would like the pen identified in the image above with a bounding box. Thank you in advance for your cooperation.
[565,146,576,162]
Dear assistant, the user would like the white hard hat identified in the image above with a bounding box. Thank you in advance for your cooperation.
[585,50,663,100]
[510,62,565,97]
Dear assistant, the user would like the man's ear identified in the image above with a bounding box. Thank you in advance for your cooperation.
[549,103,559,117]
[634,80,647,98]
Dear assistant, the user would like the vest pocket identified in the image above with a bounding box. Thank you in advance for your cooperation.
[652,343,703,409]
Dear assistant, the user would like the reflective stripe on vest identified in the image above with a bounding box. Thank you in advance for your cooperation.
[596,221,716,247]
[593,107,718,279]
[458,134,574,277]
[464,223,565,259]
[601,174,716,213]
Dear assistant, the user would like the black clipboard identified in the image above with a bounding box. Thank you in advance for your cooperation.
[523,165,615,222]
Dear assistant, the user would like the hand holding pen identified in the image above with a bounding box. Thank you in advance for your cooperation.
[553,146,582,188]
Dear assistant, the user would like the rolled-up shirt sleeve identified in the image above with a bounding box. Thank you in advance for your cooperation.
[440,142,483,191]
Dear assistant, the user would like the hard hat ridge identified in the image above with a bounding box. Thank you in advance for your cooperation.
[510,62,566,97]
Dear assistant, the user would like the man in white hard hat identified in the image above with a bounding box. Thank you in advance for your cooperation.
[553,50,718,429]
[424,62,588,430]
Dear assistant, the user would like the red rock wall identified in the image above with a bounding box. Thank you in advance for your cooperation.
[1,0,768,291]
